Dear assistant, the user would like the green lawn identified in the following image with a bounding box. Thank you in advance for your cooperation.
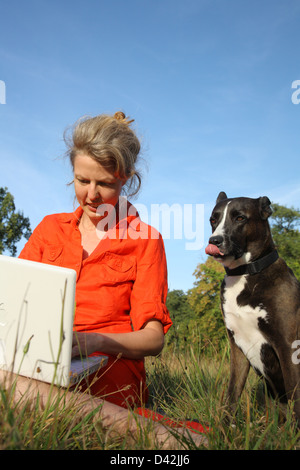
[0,341,299,450]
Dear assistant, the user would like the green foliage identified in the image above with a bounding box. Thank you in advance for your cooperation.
[187,256,226,346]
[0,187,31,256]
[166,258,226,350]
[270,202,300,279]
[165,289,198,350]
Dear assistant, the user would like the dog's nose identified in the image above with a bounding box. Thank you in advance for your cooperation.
[209,235,223,246]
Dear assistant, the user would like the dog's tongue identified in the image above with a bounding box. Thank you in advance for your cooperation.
[205,244,223,256]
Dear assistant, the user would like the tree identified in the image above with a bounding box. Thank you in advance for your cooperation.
[165,289,198,350]
[0,187,31,256]
[270,203,300,280]
[187,256,226,345]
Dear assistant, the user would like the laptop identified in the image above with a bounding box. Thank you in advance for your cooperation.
[0,255,108,387]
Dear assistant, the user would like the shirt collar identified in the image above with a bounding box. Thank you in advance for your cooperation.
[70,206,83,227]
[68,202,139,230]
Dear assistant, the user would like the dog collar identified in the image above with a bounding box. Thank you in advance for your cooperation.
[225,250,279,276]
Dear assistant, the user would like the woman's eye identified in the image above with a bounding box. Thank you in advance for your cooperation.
[99,181,117,188]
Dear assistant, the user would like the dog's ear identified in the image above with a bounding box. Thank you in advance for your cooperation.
[259,196,272,220]
[216,192,228,204]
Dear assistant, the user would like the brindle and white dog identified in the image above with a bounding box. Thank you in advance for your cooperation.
[206,191,300,427]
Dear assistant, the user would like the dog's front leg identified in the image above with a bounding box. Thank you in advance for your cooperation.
[277,349,300,428]
[226,331,250,406]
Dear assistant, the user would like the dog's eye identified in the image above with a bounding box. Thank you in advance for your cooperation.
[210,217,217,225]
[236,215,246,222]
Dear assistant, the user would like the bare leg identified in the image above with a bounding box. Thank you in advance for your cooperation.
[0,370,208,449]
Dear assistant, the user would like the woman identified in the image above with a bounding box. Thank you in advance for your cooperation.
[19,111,172,409]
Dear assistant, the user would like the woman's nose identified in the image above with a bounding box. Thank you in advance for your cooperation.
[87,183,99,200]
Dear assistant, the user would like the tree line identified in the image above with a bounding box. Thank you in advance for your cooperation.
[0,186,299,351]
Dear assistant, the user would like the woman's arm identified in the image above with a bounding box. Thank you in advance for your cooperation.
[72,320,165,360]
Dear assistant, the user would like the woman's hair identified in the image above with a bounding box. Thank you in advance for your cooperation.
[64,111,142,196]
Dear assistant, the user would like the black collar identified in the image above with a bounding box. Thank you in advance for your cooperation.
[225,250,279,276]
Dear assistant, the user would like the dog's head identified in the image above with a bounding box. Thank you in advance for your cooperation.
[206,191,274,268]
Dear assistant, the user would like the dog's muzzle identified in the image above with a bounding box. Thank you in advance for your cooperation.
[205,236,225,257]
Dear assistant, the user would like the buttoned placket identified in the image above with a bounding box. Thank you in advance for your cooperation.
[69,209,84,280]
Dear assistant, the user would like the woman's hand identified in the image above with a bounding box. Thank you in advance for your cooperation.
[72,332,102,358]
[72,320,164,360]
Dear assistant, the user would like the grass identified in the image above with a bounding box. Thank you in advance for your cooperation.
[0,340,299,450]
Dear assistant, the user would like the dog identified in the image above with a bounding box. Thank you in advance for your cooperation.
[205,191,300,427]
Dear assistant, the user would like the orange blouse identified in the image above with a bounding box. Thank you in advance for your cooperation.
[19,204,172,407]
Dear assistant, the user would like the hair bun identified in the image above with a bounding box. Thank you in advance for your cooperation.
[114,111,134,125]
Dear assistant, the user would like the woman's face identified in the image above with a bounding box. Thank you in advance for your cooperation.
[73,153,125,223]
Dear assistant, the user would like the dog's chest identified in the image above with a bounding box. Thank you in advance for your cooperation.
[223,275,269,375]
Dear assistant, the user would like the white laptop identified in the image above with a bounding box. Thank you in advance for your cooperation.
[0,255,108,387]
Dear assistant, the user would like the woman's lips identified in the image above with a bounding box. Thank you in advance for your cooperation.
[87,203,101,212]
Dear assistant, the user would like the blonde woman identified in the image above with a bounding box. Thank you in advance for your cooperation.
[19,111,172,409]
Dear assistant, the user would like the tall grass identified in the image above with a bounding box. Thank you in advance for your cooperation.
[146,341,300,450]
[0,340,299,450]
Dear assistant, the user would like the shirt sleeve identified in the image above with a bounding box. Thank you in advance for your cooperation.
[18,218,46,261]
[129,229,172,335]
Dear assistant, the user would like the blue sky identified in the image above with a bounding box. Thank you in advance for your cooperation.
[1,0,300,292]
